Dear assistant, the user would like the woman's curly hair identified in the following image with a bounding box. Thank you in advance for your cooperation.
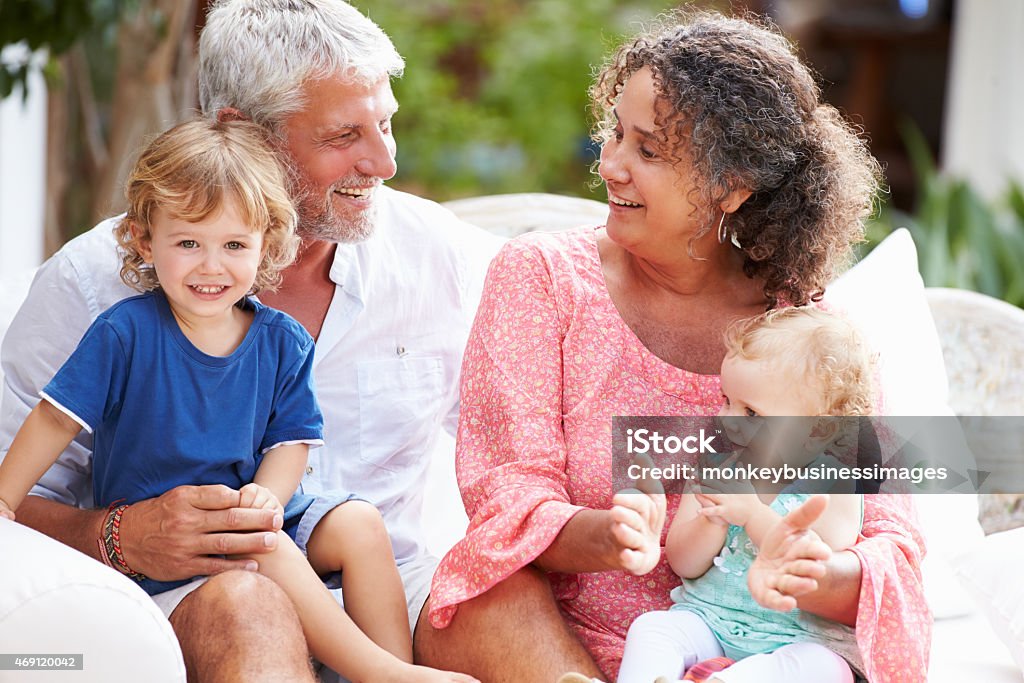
[591,10,882,307]
[114,118,298,294]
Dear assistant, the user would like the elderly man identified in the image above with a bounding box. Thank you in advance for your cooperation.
[0,1,497,680]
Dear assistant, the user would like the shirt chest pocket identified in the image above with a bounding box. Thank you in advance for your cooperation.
[356,356,445,474]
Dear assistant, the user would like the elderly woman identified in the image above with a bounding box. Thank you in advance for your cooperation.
[418,11,928,683]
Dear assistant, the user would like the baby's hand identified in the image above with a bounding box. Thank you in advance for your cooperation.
[695,492,763,528]
[238,483,283,514]
[693,492,729,527]
[0,498,15,521]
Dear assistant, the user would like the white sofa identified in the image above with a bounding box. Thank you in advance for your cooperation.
[2,193,1022,682]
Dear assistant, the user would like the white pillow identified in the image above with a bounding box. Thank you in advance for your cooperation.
[826,229,983,618]
[952,527,1024,672]
[827,228,952,417]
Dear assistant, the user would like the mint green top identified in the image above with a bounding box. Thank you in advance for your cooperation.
[671,483,864,673]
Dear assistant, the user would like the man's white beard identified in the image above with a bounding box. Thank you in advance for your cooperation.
[282,151,380,244]
[292,181,379,244]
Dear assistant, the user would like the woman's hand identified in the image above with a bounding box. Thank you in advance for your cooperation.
[747,494,832,612]
[609,488,666,575]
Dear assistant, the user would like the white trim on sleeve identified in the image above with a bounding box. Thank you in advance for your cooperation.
[38,391,94,434]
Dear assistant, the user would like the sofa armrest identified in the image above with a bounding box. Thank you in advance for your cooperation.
[0,519,185,682]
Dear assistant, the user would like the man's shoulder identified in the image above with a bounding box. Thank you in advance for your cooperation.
[55,216,121,265]
[46,216,133,304]
[377,187,503,280]
[379,187,500,250]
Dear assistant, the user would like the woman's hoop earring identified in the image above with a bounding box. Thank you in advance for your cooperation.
[717,211,743,249]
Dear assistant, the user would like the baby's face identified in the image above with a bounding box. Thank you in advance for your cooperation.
[718,355,825,467]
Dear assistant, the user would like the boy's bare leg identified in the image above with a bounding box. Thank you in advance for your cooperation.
[239,529,411,680]
[306,500,413,661]
[244,528,475,682]
[169,570,315,683]
[413,566,606,683]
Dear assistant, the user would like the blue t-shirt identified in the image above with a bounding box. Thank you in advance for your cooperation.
[43,290,324,509]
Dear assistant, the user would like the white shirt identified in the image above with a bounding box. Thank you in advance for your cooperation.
[0,187,501,565]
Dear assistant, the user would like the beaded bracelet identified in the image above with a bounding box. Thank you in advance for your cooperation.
[99,503,146,581]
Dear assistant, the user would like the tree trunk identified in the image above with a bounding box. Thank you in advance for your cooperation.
[43,56,69,257]
[91,0,198,222]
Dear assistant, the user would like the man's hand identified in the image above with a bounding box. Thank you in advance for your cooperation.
[119,484,284,581]
[747,494,832,612]
[238,483,284,514]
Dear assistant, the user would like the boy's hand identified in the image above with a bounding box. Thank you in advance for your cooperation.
[0,498,15,521]
[238,483,284,515]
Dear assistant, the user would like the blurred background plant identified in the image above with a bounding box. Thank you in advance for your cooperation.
[350,0,681,201]
[866,123,1024,308]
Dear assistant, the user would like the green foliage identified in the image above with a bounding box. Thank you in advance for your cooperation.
[866,122,1024,307]
[350,0,674,200]
[0,0,127,99]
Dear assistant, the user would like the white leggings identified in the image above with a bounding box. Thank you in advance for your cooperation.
[617,610,854,683]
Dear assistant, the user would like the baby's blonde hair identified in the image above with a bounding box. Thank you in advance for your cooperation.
[114,118,298,294]
[723,307,875,416]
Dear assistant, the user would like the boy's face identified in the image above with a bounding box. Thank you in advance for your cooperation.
[718,355,826,467]
[136,195,263,325]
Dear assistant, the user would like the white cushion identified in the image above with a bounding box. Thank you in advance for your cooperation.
[951,527,1024,673]
[827,228,951,417]
[826,229,984,619]
[0,519,185,681]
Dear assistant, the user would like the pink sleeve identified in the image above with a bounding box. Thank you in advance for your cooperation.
[429,238,584,628]
[851,494,931,682]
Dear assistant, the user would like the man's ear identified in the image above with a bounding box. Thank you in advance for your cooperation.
[216,107,249,123]
[131,221,154,263]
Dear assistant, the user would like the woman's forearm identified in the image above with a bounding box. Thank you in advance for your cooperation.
[793,548,862,626]
[533,508,622,573]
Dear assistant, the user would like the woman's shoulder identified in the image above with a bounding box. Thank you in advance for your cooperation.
[492,226,602,279]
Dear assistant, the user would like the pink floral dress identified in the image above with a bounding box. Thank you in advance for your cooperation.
[430,227,931,682]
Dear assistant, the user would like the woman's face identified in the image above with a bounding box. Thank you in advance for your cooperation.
[598,67,706,259]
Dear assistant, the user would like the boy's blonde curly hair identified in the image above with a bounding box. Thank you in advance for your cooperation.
[723,307,876,416]
[114,118,298,294]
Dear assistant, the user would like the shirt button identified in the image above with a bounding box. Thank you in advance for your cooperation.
[305,466,314,475]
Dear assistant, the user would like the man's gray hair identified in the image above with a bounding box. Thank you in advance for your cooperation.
[198,0,405,129]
